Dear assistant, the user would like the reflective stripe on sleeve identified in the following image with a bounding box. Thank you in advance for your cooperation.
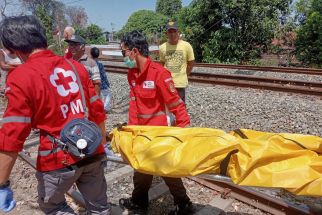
[164,78,173,83]
[90,95,100,103]
[1,116,31,124]
[137,111,166,119]
[167,99,183,108]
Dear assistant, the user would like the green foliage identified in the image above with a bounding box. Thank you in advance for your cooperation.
[118,10,168,44]
[21,0,67,34]
[295,0,313,24]
[178,0,292,64]
[156,0,182,18]
[295,0,322,67]
[35,5,54,45]
[77,24,106,45]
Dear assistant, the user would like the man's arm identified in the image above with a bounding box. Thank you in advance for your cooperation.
[93,81,101,95]
[159,46,165,67]
[98,121,106,145]
[0,152,17,184]
[90,64,101,96]
[186,60,194,76]
[157,70,190,127]
[0,52,18,71]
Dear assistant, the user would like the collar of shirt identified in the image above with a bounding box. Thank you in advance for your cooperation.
[129,57,152,79]
[26,50,55,62]
[79,54,88,62]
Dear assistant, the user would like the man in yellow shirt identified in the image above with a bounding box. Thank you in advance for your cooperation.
[159,21,195,103]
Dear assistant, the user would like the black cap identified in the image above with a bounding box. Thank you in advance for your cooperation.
[65,34,86,44]
[166,21,178,31]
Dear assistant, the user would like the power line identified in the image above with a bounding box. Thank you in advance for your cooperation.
[191,7,239,41]
[61,0,84,5]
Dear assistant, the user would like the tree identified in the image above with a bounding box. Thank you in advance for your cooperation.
[78,24,106,45]
[0,0,9,18]
[65,5,88,28]
[20,0,67,35]
[118,10,168,44]
[178,0,292,63]
[156,0,182,18]
[295,0,322,67]
[1,0,24,19]
[35,5,54,45]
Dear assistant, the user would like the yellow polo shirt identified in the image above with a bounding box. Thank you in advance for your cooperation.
[159,40,194,88]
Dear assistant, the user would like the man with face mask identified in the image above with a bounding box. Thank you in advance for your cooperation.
[119,30,193,215]
[159,20,195,104]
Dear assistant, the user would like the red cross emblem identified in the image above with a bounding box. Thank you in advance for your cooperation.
[50,67,79,97]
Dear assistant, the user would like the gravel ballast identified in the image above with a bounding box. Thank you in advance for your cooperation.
[2,67,321,214]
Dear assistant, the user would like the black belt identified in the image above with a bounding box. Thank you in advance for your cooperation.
[51,153,106,173]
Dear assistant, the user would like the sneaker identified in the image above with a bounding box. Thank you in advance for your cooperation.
[119,198,148,214]
[168,201,195,215]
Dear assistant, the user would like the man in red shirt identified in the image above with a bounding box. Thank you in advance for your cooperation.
[119,30,194,215]
[0,16,110,214]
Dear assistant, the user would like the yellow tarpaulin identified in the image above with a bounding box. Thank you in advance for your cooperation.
[110,126,322,196]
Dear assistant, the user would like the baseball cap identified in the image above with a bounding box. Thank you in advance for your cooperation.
[166,21,178,31]
[65,34,86,44]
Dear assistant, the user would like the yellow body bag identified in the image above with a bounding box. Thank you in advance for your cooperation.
[110,126,322,196]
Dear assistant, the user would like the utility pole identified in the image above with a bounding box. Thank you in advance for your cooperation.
[110,22,115,42]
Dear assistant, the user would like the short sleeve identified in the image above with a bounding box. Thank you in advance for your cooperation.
[186,42,195,61]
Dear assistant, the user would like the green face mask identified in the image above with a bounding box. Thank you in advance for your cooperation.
[124,56,136,68]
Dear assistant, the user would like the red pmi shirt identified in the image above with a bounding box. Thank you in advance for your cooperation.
[127,57,190,127]
[0,50,105,171]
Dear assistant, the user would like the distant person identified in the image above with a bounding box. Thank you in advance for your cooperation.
[159,20,195,103]
[63,26,75,59]
[65,35,101,95]
[63,26,75,40]
[0,15,110,214]
[119,30,194,215]
[0,49,21,92]
[90,47,112,113]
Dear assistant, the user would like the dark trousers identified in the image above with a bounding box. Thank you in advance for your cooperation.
[176,88,186,103]
[131,171,190,208]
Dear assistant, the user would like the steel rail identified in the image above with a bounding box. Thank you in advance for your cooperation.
[189,76,322,96]
[101,58,322,75]
[196,63,322,76]
[104,65,322,96]
[189,176,312,215]
[193,72,322,88]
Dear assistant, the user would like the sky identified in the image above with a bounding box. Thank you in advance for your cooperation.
[61,0,193,32]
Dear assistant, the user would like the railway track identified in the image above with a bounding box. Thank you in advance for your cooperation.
[16,136,317,215]
[99,57,322,76]
[103,64,322,96]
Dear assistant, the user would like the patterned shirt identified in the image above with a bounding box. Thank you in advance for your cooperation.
[78,54,101,82]
[95,60,110,90]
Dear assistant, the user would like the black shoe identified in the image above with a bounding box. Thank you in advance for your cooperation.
[119,198,148,214]
[168,201,195,215]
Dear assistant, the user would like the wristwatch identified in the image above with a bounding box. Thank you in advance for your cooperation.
[0,180,10,189]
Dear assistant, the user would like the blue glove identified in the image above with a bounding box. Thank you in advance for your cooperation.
[104,144,114,156]
[0,187,16,212]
